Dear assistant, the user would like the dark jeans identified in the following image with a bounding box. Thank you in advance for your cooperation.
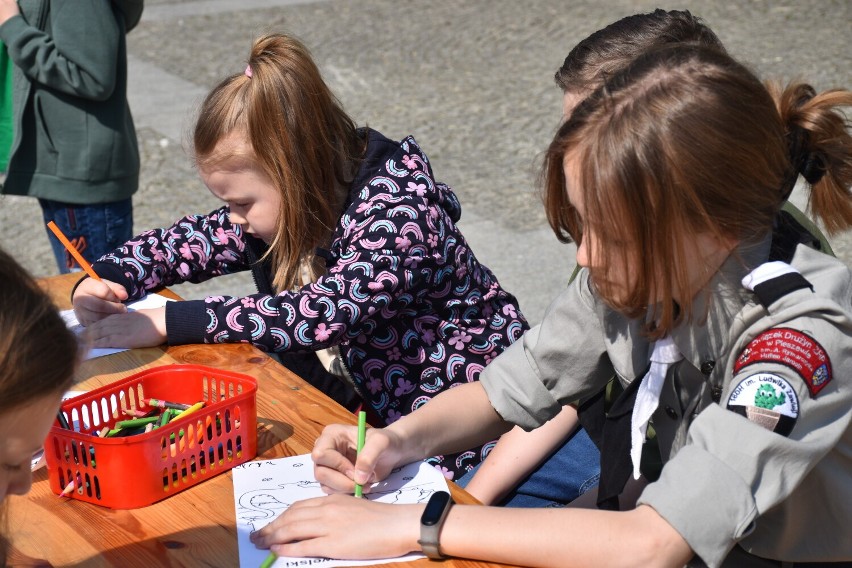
[456,426,601,508]
[40,198,133,273]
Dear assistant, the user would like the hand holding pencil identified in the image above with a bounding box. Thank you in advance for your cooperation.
[46,221,130,324]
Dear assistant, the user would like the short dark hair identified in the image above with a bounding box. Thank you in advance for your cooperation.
[554,9,725,94]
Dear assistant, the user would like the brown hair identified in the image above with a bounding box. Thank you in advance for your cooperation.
[543,44,852,336]
[0,248,78,412]
[554,9,725,96]
[768,82,852,233]
[193,33,363,292]
[0,247,78,564]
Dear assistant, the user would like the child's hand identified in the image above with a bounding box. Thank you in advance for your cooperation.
[72,277,129,326]
[83,307,167,349]
[250,494,422,560]
[311,423,405,496]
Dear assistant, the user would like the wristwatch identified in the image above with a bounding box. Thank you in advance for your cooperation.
[418,490,454,560]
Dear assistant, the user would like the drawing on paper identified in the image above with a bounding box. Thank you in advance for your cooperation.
[232,453,450,567]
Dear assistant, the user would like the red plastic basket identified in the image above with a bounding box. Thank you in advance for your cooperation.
[44,364,258,509]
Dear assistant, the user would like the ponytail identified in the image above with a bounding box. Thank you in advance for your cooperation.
[769,82,852,235]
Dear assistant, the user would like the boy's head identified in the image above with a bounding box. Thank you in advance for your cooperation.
[555,9,725,117]
[545,45,787,334]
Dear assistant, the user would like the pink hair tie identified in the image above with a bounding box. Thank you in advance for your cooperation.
[245,64,253,78]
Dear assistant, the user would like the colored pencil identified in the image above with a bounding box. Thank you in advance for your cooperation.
[56,411,71,430]
[59,480,75,497]
[170,401,204,421]
[46,221,100,280]
[354,410,367,498]
[259,552,277,568]
[145,398,192,411]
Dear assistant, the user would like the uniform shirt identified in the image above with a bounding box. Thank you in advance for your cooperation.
[480,235,852,566]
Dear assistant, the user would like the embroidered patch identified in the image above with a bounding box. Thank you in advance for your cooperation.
[726,373,799,436]
[734,328,832,397]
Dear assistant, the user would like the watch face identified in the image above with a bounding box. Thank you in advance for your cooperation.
[421,491,452,526]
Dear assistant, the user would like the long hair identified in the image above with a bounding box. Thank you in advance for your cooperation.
[0,249,78,412]
[554,9,725,95]
[542,44,852,336]
[0,247,78,564]
[193,33,363,292]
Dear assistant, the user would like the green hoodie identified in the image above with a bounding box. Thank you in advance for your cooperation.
[0,0,142,203]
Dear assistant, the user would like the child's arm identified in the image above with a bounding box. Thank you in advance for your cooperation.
[90,207,250,301]
[463,404,581,505]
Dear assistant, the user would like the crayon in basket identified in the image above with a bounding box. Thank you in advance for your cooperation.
[59,480,75,498]
[145,398,192,411]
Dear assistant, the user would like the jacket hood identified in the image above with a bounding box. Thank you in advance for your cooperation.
[352,128,462,223]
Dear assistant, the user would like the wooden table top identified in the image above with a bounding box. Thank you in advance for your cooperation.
[7,273,516,568]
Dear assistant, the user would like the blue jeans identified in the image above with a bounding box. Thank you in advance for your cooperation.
[40,198,133,273]
[457,426,600,508]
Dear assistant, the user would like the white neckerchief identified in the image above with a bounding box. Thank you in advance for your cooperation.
[630,336,682,479]
[741,260,798,290]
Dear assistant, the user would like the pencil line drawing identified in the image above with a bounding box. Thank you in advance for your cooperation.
[232,453,449,567]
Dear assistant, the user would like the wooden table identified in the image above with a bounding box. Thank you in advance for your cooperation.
[8,273,516,568]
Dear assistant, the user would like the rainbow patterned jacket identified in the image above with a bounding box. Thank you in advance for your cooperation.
[92,129,528,478]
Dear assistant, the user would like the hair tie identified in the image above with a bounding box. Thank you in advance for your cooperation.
[245,64,253,78]
[800,152,826,185]
[786,123,826,187]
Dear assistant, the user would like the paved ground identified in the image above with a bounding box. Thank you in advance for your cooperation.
[1,0,850,325]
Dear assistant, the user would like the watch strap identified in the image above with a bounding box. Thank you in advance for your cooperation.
[418,491,453,560]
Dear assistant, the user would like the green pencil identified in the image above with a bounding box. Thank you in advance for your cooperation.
[353,410,367,498]
[259,551,276,568]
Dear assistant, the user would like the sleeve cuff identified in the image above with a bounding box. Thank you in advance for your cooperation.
[637,444,758,568]
[91,261,140,296]
[0,15,27,45]
[479,328,563,431]
[165,300,209,346]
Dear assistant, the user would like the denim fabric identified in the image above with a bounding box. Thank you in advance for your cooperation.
[40,198,133,273]
[457,426,600,508]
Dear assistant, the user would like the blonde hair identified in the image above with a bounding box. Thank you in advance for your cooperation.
[543,45,852,336]
[193,34,363,292]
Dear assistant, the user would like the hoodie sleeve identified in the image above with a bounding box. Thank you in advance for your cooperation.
[92,207,251,300]
[0,1,122,100]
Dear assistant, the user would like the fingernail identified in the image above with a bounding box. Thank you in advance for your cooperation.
[354,470,370,484]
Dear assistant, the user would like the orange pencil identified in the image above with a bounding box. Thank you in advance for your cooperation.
[46,221,100,280]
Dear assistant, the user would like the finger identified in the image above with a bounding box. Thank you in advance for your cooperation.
[77,278,128,303]
[352,431,391,486]
[76,294,127,317]
[250,498,328,547]
[311,425,358,493]
[104,280,129,301]
[85,316,134,348]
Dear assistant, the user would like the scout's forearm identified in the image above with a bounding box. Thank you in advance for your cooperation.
[439,504,693,568]
[387,381,511,464]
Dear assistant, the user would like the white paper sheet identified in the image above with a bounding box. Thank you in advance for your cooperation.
[232,454,450,568]
[60,293,173,360]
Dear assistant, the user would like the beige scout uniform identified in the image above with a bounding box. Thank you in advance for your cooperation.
[480,234,852,567]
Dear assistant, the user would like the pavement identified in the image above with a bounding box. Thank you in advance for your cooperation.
[1,0,850,326]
